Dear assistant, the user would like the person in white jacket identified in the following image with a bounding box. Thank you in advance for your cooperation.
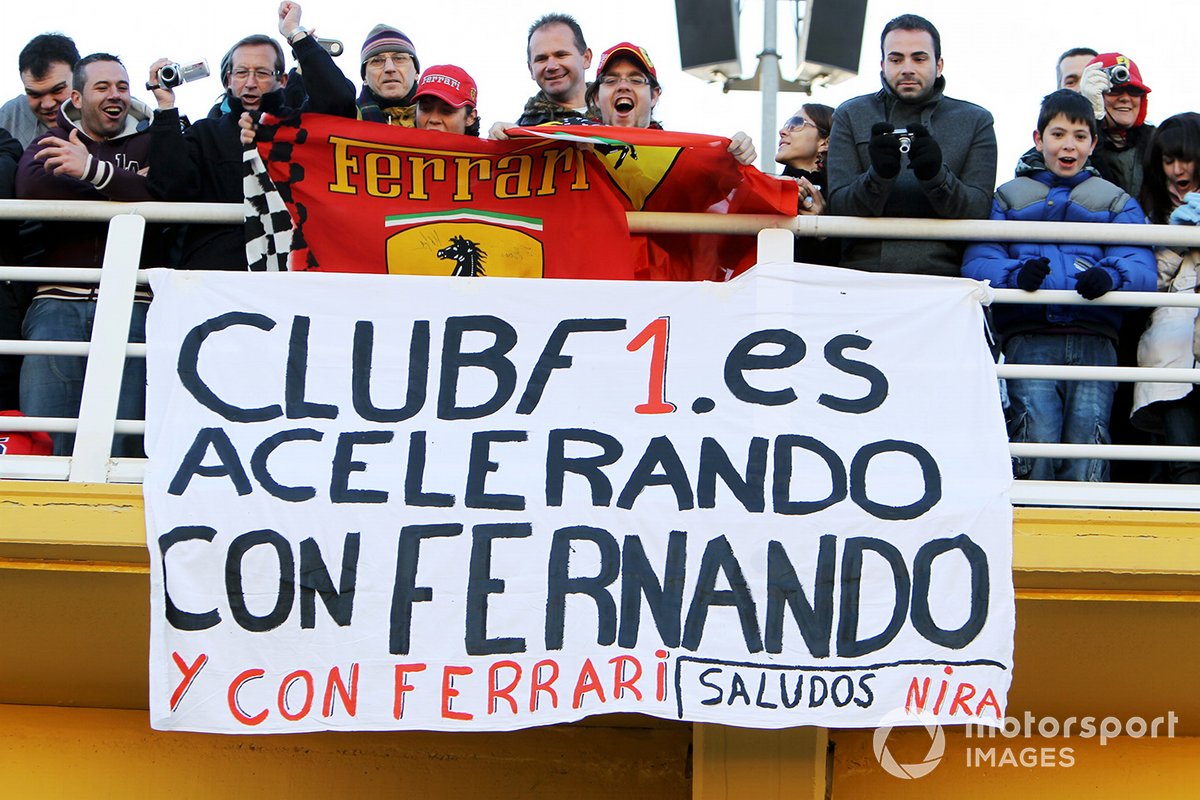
[1131,112,1200,484]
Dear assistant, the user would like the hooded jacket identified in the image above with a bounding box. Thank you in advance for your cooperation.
[962,149,1155,342]
[827,75,996,276]
[16,96,158,269]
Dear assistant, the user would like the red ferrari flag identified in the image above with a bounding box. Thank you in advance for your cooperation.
[249,115,797,281]
[252,113,639,279]
[509,125,799,280]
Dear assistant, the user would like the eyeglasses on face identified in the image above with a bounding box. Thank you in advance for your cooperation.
[367,53,414,69]
[599,74,650,87]
[231,68,278,82]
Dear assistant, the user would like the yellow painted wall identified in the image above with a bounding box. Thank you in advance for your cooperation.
[0,705,691,799]
[831,726,1199,798]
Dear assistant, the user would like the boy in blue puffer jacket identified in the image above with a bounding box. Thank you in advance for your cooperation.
[963,89,1155,481]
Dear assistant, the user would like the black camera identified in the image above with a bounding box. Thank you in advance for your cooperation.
[893,128,914,154]
[157,59,210,89]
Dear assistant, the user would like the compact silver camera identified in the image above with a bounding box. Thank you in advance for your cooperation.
[157,58,210,89]
[1103,64,1131,85]
[893,128,914,154]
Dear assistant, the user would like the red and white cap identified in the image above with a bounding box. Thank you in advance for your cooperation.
[413,65,478,108]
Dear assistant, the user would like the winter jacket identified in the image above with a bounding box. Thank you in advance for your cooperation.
[147,34,355,269]
[961,151,1155,342]
[16,97,160,269]
[1131,246,1200,431]
[1091,123,1155,200]
[0,95,49,149]
[516,89,597,127]
[827,75,996,277]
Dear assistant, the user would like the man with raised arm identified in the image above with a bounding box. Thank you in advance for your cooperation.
[146,1,353,269]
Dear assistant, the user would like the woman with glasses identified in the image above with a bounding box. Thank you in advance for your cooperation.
[775,103,839,265]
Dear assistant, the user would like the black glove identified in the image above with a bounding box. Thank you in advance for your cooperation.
[1075,267,1114,299]
[906,123,942,181]
[868,122,901,179]
[1015,257,1051,292]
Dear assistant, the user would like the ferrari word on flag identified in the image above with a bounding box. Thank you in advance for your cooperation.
[144,263,1014,734]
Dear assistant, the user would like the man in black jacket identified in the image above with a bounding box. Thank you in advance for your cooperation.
[146,5,353,269]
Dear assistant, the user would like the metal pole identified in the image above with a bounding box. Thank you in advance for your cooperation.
[69,213,146,482]
[760,0,779,173]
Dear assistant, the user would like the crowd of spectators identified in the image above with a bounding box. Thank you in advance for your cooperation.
[0,7,1196,485]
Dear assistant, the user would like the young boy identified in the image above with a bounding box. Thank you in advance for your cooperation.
[962,89,1155,481]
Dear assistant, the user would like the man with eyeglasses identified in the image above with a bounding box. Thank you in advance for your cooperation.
[355,24,421,126]
[581,43,755,164]
[146,2,354,269]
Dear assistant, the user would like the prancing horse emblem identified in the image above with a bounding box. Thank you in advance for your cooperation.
[437,235,487,277]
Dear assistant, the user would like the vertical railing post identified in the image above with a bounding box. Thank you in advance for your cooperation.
[757,228,794,263]
[68,213,145,482]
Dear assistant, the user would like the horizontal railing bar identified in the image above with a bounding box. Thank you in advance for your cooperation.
[3,199,1200,247]
[0,199,242,224]
[0,340,146,357]
[1010,443,1200,461]
[0,416,145,434]
[0,266,153,283]
[1009,480,1200,509]
[991,288,1200,308]
[0,455,72,481]
[996,364,1200,382]
[627,212,1200,247]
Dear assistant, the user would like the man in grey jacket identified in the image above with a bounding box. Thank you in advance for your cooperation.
[827,14,996,277]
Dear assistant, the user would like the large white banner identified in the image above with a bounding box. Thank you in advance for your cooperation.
[144,264,1014,734]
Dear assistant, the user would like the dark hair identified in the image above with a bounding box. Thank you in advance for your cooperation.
[18,33,79,79]
[1037,89,1097,136]
[72,52,124,92]
[880,14,940,61]
[220,34,286,86]
[527,13,587,63]
[803,103,834,138]
[1140,112,1200,223]
[1055,46,1098,83]
[465,106,480,137]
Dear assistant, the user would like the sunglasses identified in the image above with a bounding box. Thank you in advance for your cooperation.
[783,116,823,134]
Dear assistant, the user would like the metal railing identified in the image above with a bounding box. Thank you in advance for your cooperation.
[1,199,1198,509]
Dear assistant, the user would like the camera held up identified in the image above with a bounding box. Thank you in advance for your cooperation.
[154,58,211,90]
[1102,64,1131,86]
